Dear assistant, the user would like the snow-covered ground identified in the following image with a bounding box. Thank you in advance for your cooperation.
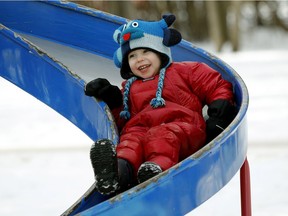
[1,26,288,215]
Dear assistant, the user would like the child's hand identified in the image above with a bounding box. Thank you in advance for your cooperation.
[206,117,228,142]
[85,78,110,97]
[84,78,122,109]
[206,99,236,142]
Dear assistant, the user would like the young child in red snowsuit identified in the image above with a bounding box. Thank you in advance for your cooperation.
[85,14,235,195]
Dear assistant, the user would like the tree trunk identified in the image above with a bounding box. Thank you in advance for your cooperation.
[206,1,229,51]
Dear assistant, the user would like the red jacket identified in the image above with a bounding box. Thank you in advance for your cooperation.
[113,62,234,131]
[112,62,234,172]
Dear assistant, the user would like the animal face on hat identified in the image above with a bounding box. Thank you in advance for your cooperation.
[113,14,182,79]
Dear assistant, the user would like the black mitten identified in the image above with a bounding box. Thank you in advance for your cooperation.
[84,78,122,109]
[85,78,110,97]
[206,99,236,142]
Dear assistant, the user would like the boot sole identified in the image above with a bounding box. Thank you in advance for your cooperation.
[90,139,119,195]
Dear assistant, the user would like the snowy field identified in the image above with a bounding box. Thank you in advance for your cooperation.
[1,26,288,215]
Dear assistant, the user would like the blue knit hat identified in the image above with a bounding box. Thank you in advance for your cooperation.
[113,14,182,119]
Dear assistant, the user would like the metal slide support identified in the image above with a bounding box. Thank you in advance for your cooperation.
[240,158,252,216]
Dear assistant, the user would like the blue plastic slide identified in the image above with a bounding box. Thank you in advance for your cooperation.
[0,1,249,215]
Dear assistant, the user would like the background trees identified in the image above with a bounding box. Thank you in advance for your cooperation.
[72,1,288,52]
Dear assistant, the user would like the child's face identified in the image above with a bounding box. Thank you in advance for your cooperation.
[128,48,161,79]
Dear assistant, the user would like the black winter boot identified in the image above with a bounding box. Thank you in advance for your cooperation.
[117,159,135,192]
[90,139,119,195]
[137,162,162,184]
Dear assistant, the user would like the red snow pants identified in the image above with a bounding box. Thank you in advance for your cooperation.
[116,121,206,177]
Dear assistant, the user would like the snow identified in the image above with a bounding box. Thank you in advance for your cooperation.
[1,26,288,215]
[218,50,288,144]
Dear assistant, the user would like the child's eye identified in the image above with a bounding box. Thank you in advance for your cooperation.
[128,53,135,59]
[143,49,150,54]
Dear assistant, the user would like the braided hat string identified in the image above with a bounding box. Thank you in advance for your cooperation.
[120,68,167,119]
[120,76,137,120]
[150,68,166,108]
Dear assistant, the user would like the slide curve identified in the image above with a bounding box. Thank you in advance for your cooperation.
[0,1,249,215]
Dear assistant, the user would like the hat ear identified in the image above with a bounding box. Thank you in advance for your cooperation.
[162,14,176,27]
[113,48,122,68]
[163,28,182,46]
[113,25,124,44]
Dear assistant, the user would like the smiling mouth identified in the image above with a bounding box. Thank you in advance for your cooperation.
[138,64,150,71]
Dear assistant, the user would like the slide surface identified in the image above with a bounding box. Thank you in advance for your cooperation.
[0,1,249,215]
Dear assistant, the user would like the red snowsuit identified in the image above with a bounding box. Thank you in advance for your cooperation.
[112,62,234,174]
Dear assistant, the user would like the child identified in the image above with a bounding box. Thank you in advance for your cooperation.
[85,14,236,195]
